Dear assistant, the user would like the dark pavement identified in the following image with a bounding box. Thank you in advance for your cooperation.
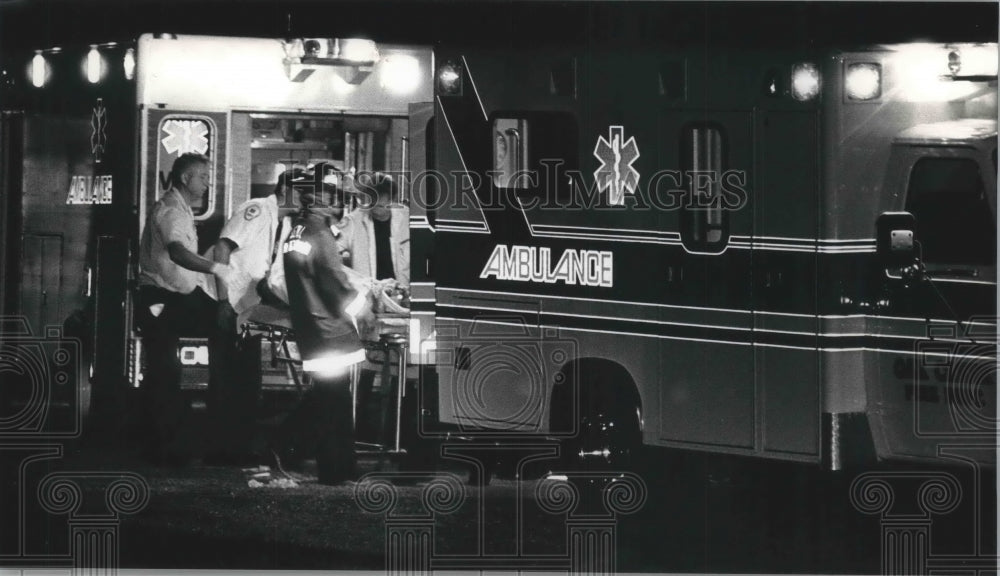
[1,403,994,573]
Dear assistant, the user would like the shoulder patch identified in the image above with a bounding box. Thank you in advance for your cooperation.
[244,204,261,221]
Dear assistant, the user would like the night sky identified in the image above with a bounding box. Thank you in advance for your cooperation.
[0,1,996,58]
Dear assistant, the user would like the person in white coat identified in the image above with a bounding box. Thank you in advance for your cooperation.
[204,174,285,465]
[338,173,410,289]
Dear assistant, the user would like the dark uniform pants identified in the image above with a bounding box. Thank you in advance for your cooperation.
[137,285,216,460]
[207,319,261,458]
[276,371,356,483]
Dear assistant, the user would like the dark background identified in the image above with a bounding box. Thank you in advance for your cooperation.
[0,1,997,57]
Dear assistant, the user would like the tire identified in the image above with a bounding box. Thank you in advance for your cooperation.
[551,360,643,479]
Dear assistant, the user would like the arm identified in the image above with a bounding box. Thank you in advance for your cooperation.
[167,241,223,275]
[157,205,231,278]
[314,239,371,330]
[212,238,237,302]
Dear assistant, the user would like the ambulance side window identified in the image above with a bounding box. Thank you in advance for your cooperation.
[680,124,728,252]
[904,157,995,266]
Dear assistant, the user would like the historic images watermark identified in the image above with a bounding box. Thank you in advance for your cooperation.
[850,317,997,576]
[275,164,751,214]
[352,316,649,574]
[0,316,150,574]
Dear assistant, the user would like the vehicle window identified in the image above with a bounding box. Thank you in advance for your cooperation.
[904,157,995,266]
[680,124,728,252]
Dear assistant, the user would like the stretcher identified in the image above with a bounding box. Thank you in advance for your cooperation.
[239,304,411,456]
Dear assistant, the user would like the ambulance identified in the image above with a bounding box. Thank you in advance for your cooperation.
[0,34,436,431]
[425,41,998,473]
[1,29,995,473]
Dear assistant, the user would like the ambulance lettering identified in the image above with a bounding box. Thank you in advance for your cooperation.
[480,244,613,287]
[66,175,113,205]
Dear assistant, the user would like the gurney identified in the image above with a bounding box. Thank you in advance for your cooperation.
[239,303,411,456]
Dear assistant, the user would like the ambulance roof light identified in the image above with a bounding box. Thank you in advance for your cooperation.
[86,45,102,84]
[791,63,820,101]
[124,48,136,81]
[334,38,379,64]
[437,60,463,96]
[846,62,882,101]
[381,54,421,95]
[30,51,47,88]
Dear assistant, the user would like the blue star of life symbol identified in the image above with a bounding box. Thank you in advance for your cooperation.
[91,98,107,163]
[593,126,640,206]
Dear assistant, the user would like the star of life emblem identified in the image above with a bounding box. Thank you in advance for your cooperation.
[91,98,107,163]
[593,126,640,206]
[161,119,210,156]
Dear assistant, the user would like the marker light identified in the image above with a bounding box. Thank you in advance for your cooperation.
[791,63,820,101]
[846,63,882,101]
[381,54,421,94]
[86,45,102,83]
[437,61,463,96]
[31,51,47,87]
[123,48,136,80]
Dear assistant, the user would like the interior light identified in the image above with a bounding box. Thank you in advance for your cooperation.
[846,62,882,101]
[31,51,46,88]
[86,45,102,84]
[436,61,463,96]
[381,54,421,94]
[791,63,820,101]
[123,48,136,80]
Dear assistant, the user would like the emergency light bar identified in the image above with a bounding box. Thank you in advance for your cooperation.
[282,37,380,84]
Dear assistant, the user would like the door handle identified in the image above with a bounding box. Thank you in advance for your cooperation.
[505,128,522,188]
[400,136,409,202]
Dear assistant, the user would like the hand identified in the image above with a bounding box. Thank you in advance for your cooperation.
[355,306,377,336]
[210,263,241,296]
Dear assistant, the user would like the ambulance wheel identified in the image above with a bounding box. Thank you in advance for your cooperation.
[551,359,643,479]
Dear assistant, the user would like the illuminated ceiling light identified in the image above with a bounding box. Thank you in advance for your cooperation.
[381,54,421,94]
[436,60,463,96]
[87,45,102,83]
[791,62,820,101]
[123,48,136,80]
[31,50,46,88]
[846,62,882,101]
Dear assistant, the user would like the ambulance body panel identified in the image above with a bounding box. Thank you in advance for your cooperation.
[430,43,997,467]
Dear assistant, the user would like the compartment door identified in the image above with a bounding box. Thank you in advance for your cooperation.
[754,109,820,461]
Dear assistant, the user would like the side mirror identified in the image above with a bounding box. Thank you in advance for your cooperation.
[876,211,920,272]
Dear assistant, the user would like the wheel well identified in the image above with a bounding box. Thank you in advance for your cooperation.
[550,357,643,436]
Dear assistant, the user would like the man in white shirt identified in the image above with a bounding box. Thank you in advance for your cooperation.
[137,153,239,466]
[204,173,285,465]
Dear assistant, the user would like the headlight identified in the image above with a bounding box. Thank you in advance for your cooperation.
[791,63,820,101]
[846,63,882,101]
